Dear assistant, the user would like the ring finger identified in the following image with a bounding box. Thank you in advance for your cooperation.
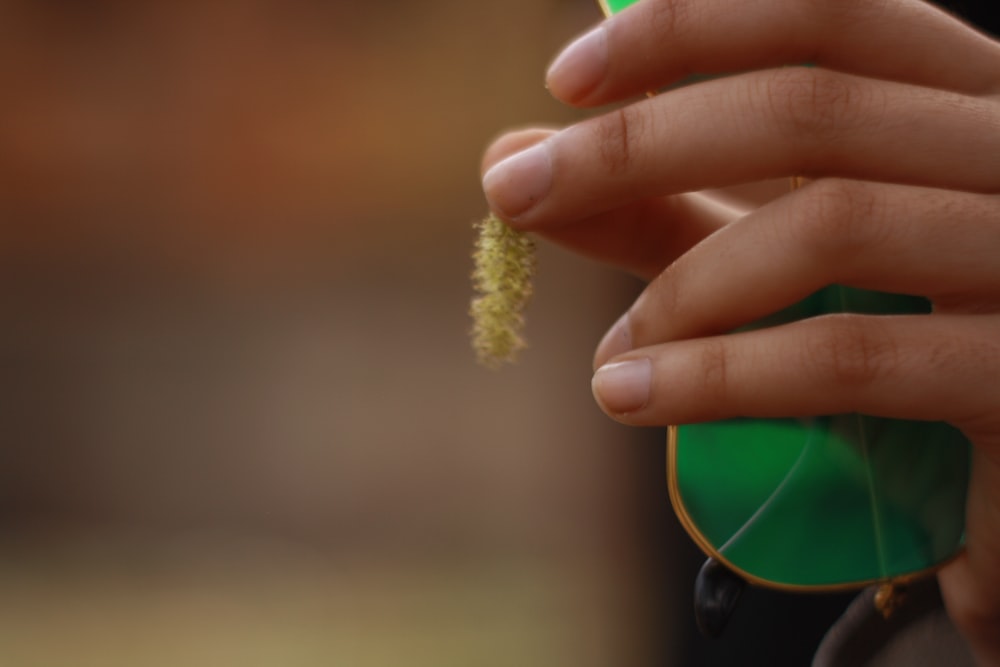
[595,179,1000,367]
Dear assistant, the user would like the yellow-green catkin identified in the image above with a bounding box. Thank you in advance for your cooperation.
[470,212,536,369]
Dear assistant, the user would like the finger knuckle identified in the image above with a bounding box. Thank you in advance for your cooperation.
[794,179,884,264]
[806,315,898,390]
[697,338,730,403]
[647,0,695,43]
[762,68,872,146]
[595,106,647,175]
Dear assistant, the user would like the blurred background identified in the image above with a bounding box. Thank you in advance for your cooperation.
[0,1,856,665]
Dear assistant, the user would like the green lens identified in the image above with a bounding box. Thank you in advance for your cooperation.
[673,416,969,588]
[601,0,638,12]
[671,287,970,589]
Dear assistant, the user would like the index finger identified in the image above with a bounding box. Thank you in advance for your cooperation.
[483,68,1000,228]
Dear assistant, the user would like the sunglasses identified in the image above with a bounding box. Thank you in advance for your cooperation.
[596,0,970,635]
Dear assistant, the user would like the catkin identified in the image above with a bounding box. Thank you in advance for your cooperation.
[469,213,536,368]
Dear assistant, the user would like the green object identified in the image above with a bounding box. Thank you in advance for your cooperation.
[672,416,969,588]
[667,287,970,589]
[599,0,971,590]
[600,0,636,12]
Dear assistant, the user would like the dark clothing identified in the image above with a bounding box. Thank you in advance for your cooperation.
[813,581,975,667]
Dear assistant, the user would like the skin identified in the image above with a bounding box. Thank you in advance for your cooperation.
[480,0,1000,663]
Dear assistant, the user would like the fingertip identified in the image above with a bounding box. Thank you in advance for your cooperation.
[482,141,553,221]
[545,24,609,105]
[592,357,651,417]
[480,128,558,177]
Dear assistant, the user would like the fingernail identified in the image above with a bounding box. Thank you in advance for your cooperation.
[592,358,651,415]
[594,311,632,370]
[546,26,608,102]
[482,142,553,220]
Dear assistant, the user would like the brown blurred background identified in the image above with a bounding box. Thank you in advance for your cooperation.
[0,1,856,665]
[0,1,662,665]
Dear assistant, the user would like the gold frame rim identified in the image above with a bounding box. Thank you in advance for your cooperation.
[667,425,961,593]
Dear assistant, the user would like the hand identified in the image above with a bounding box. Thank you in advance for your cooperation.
[481,0,1000,662]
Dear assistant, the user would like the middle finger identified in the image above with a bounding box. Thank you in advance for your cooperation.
[594,179,1000,367]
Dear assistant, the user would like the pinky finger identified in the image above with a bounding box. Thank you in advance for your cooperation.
[591,312,1000,430]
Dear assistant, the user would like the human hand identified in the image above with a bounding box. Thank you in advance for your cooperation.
[481,0,1000,662]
